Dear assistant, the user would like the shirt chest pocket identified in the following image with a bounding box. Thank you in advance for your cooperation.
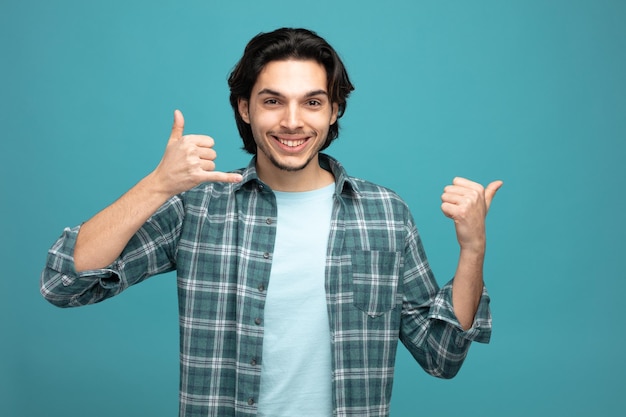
[351,250,402,317]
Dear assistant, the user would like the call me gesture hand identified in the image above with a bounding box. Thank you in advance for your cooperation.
[74,110,242,272]
[440,177,503,330]
[153,110,243,197]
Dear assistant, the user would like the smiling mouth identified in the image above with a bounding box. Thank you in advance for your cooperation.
[277,138,306,147]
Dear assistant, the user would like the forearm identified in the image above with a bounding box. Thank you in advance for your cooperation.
[451,247,485,330]
[441,177,502,330]
[74,172,172,272]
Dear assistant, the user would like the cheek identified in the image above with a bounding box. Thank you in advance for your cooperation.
[249,118,271,142]
[248,108,267,126]
[249,117,268,135]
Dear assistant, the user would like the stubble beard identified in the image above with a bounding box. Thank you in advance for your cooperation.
[265,150,317,172]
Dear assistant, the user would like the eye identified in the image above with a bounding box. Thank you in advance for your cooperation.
[306,99,322,107]
[264,98,279,105]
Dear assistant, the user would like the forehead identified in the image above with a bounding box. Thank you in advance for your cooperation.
[253,59,328,95]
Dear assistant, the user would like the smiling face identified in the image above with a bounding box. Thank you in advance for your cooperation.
[238,59,339,190]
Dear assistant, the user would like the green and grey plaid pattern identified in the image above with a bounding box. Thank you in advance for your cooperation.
[41,154,491,417]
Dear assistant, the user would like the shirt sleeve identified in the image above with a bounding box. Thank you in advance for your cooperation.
[40,197,184,308]
[427,279,492,344]
[398,218,492,379]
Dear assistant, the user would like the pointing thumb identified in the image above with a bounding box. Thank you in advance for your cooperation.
[170,109,185,141]
[485,180,503,211]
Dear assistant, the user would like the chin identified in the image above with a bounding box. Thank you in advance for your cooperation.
[269,153,317,172]
[271,158,311,172]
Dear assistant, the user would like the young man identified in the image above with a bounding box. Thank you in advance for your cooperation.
[41,28,502,417]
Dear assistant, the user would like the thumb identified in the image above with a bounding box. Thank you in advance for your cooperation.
[485,180,503,211]
[169,109,185,141]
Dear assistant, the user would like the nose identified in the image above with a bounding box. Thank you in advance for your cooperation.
[280,103,303,130]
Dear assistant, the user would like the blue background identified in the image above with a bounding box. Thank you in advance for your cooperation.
[2,0,625,416]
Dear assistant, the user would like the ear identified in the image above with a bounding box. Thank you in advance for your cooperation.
[330,102,339,125]
[238,98,250,124]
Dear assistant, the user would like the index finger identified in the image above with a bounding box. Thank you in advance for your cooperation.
[451,177,483,191]
[202,171,243,184]
[182,134,216,148]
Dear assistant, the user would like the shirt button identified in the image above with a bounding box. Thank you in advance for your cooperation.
[248,397,255,406]
[257,184,264,191]
[250,358,257,366]
[266,218,272,225]
[254,317,262,325]
[258,284,265,292]
[263,252,270,259]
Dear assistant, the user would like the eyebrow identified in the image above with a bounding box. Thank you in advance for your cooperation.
[256,88,329,98]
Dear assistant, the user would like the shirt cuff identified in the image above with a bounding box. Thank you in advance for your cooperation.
[45,225,123,290]
[427,279,492,344]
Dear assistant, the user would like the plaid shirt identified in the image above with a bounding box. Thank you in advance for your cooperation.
[41,154,491,417]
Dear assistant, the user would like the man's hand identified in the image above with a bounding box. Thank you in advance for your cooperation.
[441,177,503,253]
[441,177,502,329]
[74,110,242,271]
[151,110,243,197]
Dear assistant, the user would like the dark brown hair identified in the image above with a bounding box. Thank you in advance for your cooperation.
[228,28,355,154]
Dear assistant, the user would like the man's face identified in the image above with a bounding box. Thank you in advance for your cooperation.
[238,59,339,177]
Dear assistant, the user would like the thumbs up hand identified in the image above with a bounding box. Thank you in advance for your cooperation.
[440,177,503,253]
[152,110,243,197]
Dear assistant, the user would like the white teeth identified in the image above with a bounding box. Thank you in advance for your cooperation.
[279,138,305,147]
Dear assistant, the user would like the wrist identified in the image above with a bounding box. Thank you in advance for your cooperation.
[142,170,177,200]
[459,241,486,260]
